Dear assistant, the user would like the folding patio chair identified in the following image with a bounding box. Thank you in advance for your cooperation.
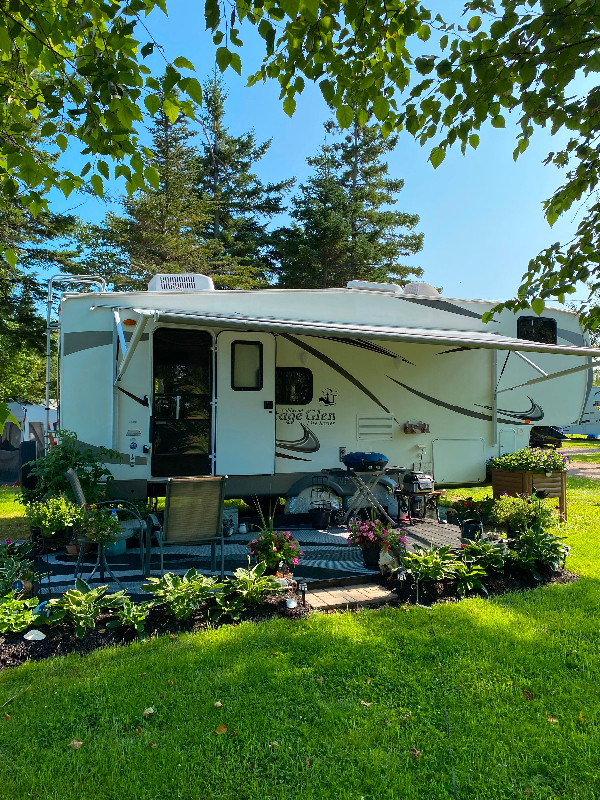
[65,467,146,587]
[144,475,228,579]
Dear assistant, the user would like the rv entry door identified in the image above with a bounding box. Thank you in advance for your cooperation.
[215,331,276,475]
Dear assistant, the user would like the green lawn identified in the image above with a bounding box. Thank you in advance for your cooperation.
[0,485,29,539]
[1,480,600,798]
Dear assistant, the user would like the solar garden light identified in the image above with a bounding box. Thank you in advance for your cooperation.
[299,581,308,606]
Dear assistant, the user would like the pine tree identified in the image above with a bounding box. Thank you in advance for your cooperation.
[195,76,294,281]
[271,119,424,288]
[74,103,261,290]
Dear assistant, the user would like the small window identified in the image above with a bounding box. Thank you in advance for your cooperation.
[232,341,263,390]
[276,367,313,405]
[517,316,557,345]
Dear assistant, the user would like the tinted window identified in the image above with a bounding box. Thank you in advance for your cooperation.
[517,316,557,344]
[232,341,263,390]
[275,367,313,405]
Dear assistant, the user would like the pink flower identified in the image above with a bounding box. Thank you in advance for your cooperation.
[4,539,12,544]
[290,543,296,549]
[273,546,278,552]
[293,558,299,565]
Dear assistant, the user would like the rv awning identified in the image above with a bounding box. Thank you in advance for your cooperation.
[120,307,600,358]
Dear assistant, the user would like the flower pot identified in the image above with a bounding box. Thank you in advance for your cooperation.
[491,468,567,521]
[309,507,331,529]
[65,540,93,557]
[361,543,381,570]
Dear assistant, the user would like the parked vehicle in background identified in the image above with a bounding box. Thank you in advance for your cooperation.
[529,425,567,449]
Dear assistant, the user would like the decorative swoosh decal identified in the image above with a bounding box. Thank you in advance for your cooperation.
[275,452,313,462]
[399,297,484,319]
[276,423,320,453]
[283,334,392,414]
[476,396,544,421]
[387,376,534,425]
[436,346,475,355]
[323,337,414,364]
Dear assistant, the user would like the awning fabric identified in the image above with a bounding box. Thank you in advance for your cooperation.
[121,307,600,358]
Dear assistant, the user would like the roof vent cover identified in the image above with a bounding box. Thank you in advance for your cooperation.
[402,282,440,299]
[346,280,401,292]
[148,274,215,292]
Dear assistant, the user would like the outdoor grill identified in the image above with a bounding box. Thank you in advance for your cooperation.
[402,471,434,493]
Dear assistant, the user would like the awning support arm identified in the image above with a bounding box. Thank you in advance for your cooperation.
[497,360,600,394]
[113,311,153,384]
[514,350,548,377]
[113,309,127,357]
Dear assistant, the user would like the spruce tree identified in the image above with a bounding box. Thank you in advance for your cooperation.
[195,76,294,281]
[75,103,261,290]
[271,119,424,288]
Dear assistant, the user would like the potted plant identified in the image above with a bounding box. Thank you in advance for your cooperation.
[346,518,407,570]
[489,448,569,520]
[248,530,303,574]
[24,496,81,549]
[81,505,123,545]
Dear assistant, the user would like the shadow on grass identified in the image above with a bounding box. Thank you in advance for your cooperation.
[1,576,600,800]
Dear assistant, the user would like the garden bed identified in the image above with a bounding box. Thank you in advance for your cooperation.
[0,592,309,671]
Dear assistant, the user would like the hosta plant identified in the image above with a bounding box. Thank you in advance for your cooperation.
[107,598,151,640]
[0,592,44,634]
[400,544,457,583]
[509,528,569,580]
[229,560,286,605]
[453,561,488,597]
[141,569,223,619]
[49,578,126,638]
[460,537,507,573]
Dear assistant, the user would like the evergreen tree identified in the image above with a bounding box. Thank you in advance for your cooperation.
[270,120,424,289]
[195,76,294,280]
[74,104,256,290]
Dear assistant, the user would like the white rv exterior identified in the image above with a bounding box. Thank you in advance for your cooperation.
[56,277,597,501]
[563,385,600,437]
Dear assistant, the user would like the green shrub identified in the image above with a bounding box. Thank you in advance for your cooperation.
[460,537,507,573]
[229,560,285,605]
[489,447,569,472]
[489,493,558,533]
[24,496,82,536]
[509,528,569,580]
[141,569,223,619]
[447,495,496,522]
[401,544,457,583]
[22,430,118,503]
[0,592,43,633]
[49,578,126,637]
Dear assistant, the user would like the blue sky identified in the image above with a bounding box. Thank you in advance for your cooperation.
[53,0,583,304]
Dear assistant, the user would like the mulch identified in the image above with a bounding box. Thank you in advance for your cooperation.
[0,569,580,672]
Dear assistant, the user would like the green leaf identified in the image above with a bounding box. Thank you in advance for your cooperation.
[430,147,446,168]
[469,133,479,149]
[179,77,203,105]
[467,16,482,32]
[336,104,354,129]
[283,96,296,117]
[144,166,160,189]
[229,52,242,75]
[56,133,68,152]
[491,115,506,128]
[173,56,195,70]
[531,298,545,316]
[144,94,162,115]
[417,24,430,41]
[320,79,335,103]
[299,0,319,24]
[216,47,232,72]
[90,174,104,198]
[162,96,180,123]
[4,248,17,268]
[373,96,389,121]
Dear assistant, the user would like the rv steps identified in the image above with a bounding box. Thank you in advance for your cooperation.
[305,579,396,611]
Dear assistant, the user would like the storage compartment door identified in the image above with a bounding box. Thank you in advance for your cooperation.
[216,332,276,475]
[432,438,486,484]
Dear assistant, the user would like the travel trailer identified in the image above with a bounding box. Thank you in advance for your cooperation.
[53,275,599,508]
[563,385,600,437]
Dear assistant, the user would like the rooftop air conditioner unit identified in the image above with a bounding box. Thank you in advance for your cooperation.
[147,274,215,292]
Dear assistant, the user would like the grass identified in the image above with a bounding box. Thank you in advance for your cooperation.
[1,479,600,798]
[0,485,29,539]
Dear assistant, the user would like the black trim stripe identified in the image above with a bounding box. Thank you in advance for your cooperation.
[322,336,414,364]
[399,297,484,319]
[387,375,529,425]
[283,334,391,414]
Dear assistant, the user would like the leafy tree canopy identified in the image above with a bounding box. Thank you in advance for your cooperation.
[207,0,600,325]
[0,0,203,225]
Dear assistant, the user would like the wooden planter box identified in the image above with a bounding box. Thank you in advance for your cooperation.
[491,468,567,521]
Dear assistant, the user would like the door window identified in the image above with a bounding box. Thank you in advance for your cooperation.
[231,341,263,390]
[152,328,212,477]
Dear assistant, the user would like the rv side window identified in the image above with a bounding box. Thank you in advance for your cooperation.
[275,367,313,405]
[232,341,263,390]
[517,316,557,344]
